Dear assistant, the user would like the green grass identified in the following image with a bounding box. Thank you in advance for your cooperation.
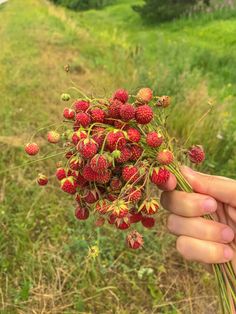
[1,0,236,312]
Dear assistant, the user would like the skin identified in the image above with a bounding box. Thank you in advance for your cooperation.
[160,166,236,269]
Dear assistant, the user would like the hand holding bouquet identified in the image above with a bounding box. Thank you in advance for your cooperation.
[24,87,236,313]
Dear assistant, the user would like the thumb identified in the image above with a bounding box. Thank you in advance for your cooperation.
[181,166,236,208]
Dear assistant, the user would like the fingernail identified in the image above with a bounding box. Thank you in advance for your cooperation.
[224,247,234,260]
[181,166,194,176]
[203,198,217,213]
[222,228,235,242]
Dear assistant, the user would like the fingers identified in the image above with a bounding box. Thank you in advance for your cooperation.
[176,236,234,264]
[167,214,235,244]
[181,166,236,208]
[161,190,217,217]
[158,173,177,191]
[227,206,236,224]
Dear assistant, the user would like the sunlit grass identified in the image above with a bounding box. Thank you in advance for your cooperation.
[1,0,235,312]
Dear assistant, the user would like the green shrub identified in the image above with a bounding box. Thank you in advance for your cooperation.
[133,0,209,23]
[49,0,115,11]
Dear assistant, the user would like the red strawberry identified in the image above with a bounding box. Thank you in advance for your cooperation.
[128,187,142,203]
[113,89,129,103]
[127,128,141,143]
[74,100,90,112]
[83,189,99,204]
[146,131,163,148]
[188,145,205,164]
[96,170,111,184]
[140,199,159,215]
[157,150,174,165]
[110,177,122,191]
[92,127,105,148]
[75,112,91,127]
[96,199,110,215]
[65,151,74,159]
[108,213,116,225]
[106,131,126,151]
[61,176,76,194]
[129,144,143,161]
[72,130,87,145]
[90,154,109,174]
[135,105,153,124]
[73,120,80,131]
[82,164,99,181]
[107,193,118,201]
[111,200,129,218]
[78,139,98,159]
[90,108,105,123]
[25,143,39,156]
[119,103,136,121]
[56,167,67,180]
[136,88,153,103]
[75,205,89,220]
[150,167,170,185]
[108,99,123,118]
[76,173,88,187]
[69,156,84,171]
[115,217,130,230]
[141,216,155,228]
[63,107,75,120]
[37,174,48,186]
[116,146,132,163]
[122,165,139,183]
[75,194,81,203]
[129,211,143,224]
[126,230,143,249]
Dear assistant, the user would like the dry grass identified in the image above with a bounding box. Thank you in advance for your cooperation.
[2,0,235,313]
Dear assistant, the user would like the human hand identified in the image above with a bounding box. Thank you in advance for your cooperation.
[160,166,236,267]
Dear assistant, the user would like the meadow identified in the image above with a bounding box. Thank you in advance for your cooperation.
[0,0,236,313]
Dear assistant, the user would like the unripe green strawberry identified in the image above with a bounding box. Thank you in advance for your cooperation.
[61,93,71,101]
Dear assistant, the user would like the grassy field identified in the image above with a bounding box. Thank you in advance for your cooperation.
[0,0,236,313]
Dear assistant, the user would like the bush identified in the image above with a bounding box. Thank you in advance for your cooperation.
[50,0,115,11]
[133,0,210,23]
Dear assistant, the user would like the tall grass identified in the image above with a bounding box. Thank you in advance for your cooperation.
[0,0,235,313]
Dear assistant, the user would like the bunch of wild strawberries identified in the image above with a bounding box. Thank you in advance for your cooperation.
[25,88,205,249]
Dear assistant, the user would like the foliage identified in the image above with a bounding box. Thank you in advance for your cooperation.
[49,0,116,11]
[0,0,236,313]
[133,0,211,23]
